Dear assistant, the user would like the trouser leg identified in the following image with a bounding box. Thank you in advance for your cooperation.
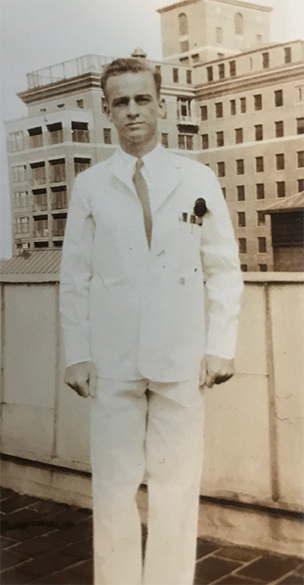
[143,379,205,585]
[90,378,148,585]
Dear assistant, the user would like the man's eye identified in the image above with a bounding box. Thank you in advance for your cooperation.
[137,97,150,104]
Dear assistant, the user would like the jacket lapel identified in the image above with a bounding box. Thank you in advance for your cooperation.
[152,148,183,213]
[106,150,137,195]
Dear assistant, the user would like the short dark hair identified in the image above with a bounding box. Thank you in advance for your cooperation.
[101,58,162,99]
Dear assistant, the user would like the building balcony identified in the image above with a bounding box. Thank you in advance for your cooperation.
[33,201,48,213]
[30,175,46,186]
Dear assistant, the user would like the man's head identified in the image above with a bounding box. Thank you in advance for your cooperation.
[101,58,164,155]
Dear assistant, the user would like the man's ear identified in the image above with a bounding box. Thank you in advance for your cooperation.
[158,98,167,119]
[104,99,112,122]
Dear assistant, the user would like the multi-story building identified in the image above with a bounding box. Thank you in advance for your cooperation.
[5,0,304,270]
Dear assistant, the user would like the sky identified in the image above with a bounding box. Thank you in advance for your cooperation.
[1,0,304,258]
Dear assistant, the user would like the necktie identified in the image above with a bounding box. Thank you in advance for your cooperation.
[132,158,152,248]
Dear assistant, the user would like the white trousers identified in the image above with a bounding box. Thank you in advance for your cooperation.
[90,377,205,585]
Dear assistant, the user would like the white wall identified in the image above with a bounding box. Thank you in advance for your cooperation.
[1,273,303,512]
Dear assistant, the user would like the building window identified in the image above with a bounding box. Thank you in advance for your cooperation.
[274,90,283,107]
[14,216,30,235]
[202,134,209,149]
[173,68,179,83]
[52,215,67,237]
[298,86,304,101]
[237,185,245,201]
[33,217,48,238]
[12,164,27,183]
[276,181,285,198]
[177,97,192,120]
[259,264,268,272]
[218,63,225,79]
[200,105,208,121]
[239,238,247,254]
[255,124,263,141]
[30,162,46,186]
[258,237,267,253]
[76,99,84,109]
[241,264,248,272]
[257,211,266,226]
[178,12,188,36]
[217,162,225,177]
[207,66,213,82]
[298,179,304,192]
[238,212,246,227]
[230,100,236,115]
[178,134,193,150]
[51,186,68,210]
[255,156,264,172]
[180,40,189,52]
[28,127,43,148]
[215,102,223,118]
[192,54,200,63]
[103,128,112,144]
[284,47,292,63]
[236,159,244,175]
[240,97,246,113]
[298,151,304,168]
[74,157,91,175]
[297,118,304,135]
[222,187,226,199]
[49,158,66,183]
[254,94,262,111]
[161,133,169,148]
[13,191,29,209]
[47,122,63,144]
[57,103,65,109]
[216,131,224,147]
[72,121,89,143]
[234,12,244,35]
[186,69,192,84]
[275,121,284,138]
[180,56,190,64]
[235,128,243,144]
[33,188,47,212]
[216,27,223,43]
[276,153,285,170]
[262,52,269,69]
[229,61,236,77]
[8,131,24,152]
[256,183,265,199]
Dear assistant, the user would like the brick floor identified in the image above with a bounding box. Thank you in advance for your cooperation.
[1,487,303,585]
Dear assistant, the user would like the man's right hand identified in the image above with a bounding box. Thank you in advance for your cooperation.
[64,361,97,398]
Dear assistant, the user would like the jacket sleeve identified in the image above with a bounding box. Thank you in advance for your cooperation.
[200,168,244,359]
[59,173,95,367]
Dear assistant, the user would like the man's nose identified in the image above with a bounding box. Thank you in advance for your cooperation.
[127,100,140,117]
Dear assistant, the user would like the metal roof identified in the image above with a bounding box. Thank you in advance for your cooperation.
[0,250,62,275]
[266,191,304,213]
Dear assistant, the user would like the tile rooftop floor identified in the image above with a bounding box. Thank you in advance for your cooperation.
[1,487,303,585]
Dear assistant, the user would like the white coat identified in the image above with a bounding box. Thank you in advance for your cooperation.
[60,144,243,382]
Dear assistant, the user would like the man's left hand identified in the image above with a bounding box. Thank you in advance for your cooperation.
[199,355,235,388]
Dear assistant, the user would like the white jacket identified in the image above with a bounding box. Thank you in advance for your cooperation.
[60,144,243,382]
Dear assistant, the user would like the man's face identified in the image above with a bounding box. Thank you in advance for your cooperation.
[105,71,163,148]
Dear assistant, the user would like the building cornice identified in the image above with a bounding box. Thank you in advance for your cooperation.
[157,0,272,13]
[18,73,102,105]
[194,63,304,99]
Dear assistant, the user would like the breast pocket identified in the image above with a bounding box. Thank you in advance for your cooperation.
[178,220,202,281]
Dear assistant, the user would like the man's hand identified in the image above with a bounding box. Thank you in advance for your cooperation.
[64,361,98,398]
[199,354,235,388]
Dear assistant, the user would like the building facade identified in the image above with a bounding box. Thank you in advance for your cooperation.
[5,0,304,270]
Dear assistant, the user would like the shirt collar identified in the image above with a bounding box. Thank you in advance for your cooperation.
[117,142,163,181]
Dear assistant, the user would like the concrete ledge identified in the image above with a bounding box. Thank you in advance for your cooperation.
[1,455,303,558]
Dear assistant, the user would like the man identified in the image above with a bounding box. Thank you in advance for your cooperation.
[60,58,243,585]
